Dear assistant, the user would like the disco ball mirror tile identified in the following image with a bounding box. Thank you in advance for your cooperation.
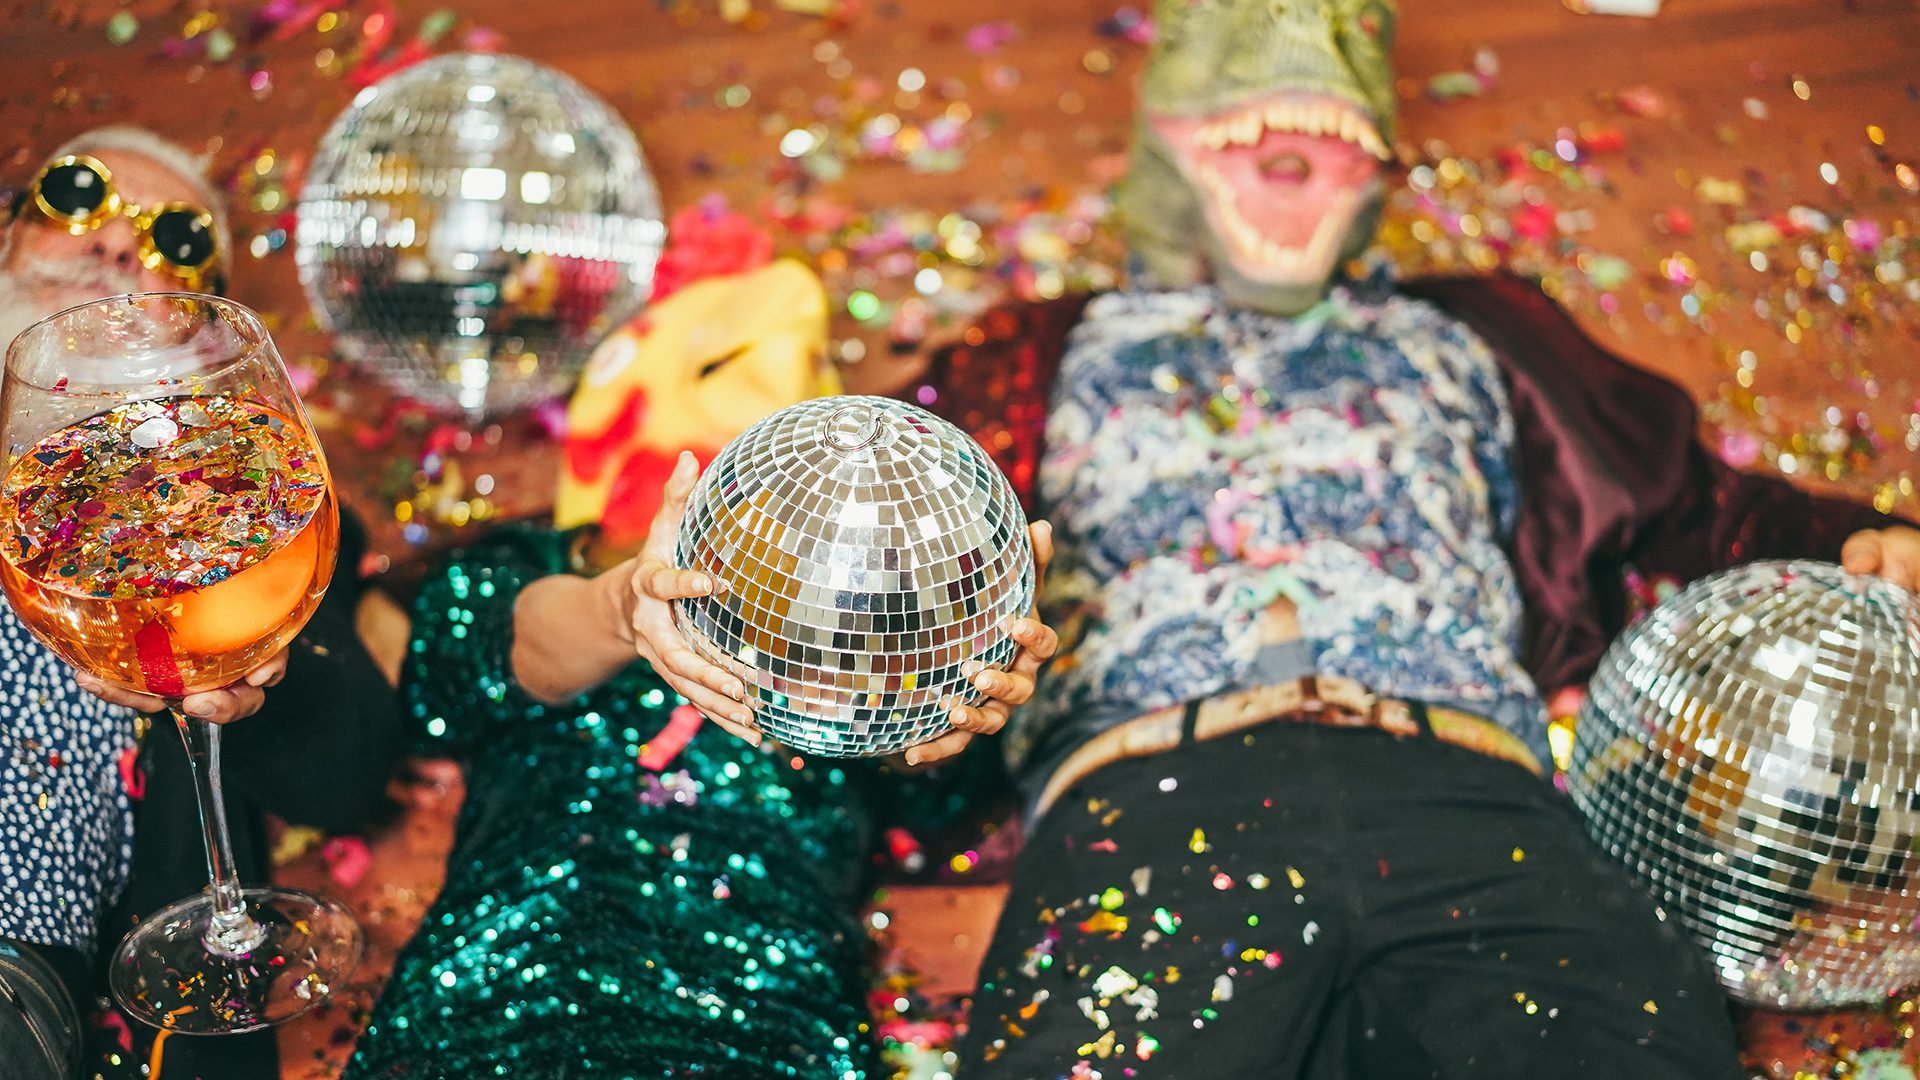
[296,53,664,417]
[1568,560,1920,1008]
[672,397,1034,757]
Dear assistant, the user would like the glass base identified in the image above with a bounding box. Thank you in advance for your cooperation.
[108,886,364,1034]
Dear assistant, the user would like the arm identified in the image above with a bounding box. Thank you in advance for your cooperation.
[509,570,658,704]
[512,452,758,740]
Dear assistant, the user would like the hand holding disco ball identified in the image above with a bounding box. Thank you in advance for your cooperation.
[1568,560,1920,1008]
[626,397,1056,760]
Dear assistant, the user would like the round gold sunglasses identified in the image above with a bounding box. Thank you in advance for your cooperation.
[23,154,222,290]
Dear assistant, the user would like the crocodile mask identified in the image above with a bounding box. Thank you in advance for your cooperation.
[1117,0,1398,315]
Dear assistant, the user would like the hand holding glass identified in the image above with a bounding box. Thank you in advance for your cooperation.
[0,293,361,1033]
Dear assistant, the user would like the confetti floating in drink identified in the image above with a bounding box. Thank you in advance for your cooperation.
[0,394,336,697]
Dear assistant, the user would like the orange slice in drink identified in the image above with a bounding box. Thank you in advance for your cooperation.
[164,521,322,657]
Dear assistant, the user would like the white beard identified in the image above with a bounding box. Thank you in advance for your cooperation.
[0,250,147,354]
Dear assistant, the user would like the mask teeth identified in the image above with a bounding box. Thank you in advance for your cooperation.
[1194,164,1362,275]
[1190,98,1391,160]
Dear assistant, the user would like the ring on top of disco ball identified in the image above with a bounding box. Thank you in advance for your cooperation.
[296,53,664,418]
[823,401,884,452]
[670,396,1034,757]
[1567,560,1920,1008]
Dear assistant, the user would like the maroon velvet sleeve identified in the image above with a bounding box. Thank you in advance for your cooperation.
[916,294,1091,515]
[1405,274,1909,693]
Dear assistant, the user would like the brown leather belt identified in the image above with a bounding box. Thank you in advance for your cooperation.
[1035,674,1544,819]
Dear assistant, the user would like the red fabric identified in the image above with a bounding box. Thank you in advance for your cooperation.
[1402,274,1907,693]
[919,294,1090,515]
[648,201,776,303]
[600,444,714,547]
[921,275,1909,700]
[133,618,185,698]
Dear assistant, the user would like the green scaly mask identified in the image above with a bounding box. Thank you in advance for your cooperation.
[1117,0,1399,315]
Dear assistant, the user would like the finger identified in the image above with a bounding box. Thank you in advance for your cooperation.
[655,636,748,702]
[635,558,714,603]
[973,667,1034,707]
[1029,520,1055,588]
[1881,546,1920,591]
[1841,531,1884,574]
[665,450,699,499]
[183,686,266,725]
[946,697,1008,734]
[1007,617,1060,670]
[702,712,762,747]
[905,728,973,767]
[72,672,167,712]
[668,672,756,730]
[244,650,290,688]
[669,685,761,745]
[670,677,751,726]
[641,452,701,560]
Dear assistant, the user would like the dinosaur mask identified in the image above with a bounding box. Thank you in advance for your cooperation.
[1117,0,1399,315]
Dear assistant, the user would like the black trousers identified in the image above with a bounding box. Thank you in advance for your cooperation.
[960,723,1747,1079]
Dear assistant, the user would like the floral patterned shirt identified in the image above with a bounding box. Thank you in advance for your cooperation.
[1012,283,1547,789]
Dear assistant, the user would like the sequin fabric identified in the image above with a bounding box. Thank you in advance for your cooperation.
[344,527,875,1080]
[0,602,136,952]
[1014,283,1547,781]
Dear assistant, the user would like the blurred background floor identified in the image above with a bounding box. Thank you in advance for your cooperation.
[3,0,1914,575]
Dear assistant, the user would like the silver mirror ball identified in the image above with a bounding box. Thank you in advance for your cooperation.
[1569,560,1920,1007]
[672,397,1035,758]
[297,53,664,418]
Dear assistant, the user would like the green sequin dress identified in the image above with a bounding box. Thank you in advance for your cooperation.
[344,527,876,1080]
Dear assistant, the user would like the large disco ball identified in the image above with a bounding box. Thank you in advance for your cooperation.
[296,53,664,417]
[672,396,1034,757]
[1569,560,1920,1008]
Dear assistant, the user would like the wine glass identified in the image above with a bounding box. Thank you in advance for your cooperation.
[0,293,363,1034]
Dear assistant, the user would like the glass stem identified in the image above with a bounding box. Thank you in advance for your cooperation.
[170,707,267,957]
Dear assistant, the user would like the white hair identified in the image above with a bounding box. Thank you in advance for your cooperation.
[24,125,231,282]
[0,127,232,349]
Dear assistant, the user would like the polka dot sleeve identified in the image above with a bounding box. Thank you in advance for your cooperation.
[0,604,137,952]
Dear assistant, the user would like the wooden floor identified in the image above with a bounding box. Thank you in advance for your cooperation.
[3,0,1915,569]
[2,0,1918,1075]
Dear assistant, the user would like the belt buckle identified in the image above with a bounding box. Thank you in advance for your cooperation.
[1376,700,1421,738]
[1296,675,1326,717]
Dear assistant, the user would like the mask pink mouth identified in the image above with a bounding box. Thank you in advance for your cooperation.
[1151,93,1387,282]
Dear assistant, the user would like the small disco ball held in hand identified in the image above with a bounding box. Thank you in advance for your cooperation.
[1568,560,1920,1008]
[295,53,664,418]
[672,397,1034,758]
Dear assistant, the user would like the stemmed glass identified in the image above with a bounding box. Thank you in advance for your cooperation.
[0,293,363,1033]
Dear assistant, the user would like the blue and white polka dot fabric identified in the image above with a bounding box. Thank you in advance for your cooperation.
[0,603,136,952]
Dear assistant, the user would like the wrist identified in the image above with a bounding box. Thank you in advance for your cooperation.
[592,558,641,650]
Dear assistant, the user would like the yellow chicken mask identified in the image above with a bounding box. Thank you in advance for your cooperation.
[556,244,839,547]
